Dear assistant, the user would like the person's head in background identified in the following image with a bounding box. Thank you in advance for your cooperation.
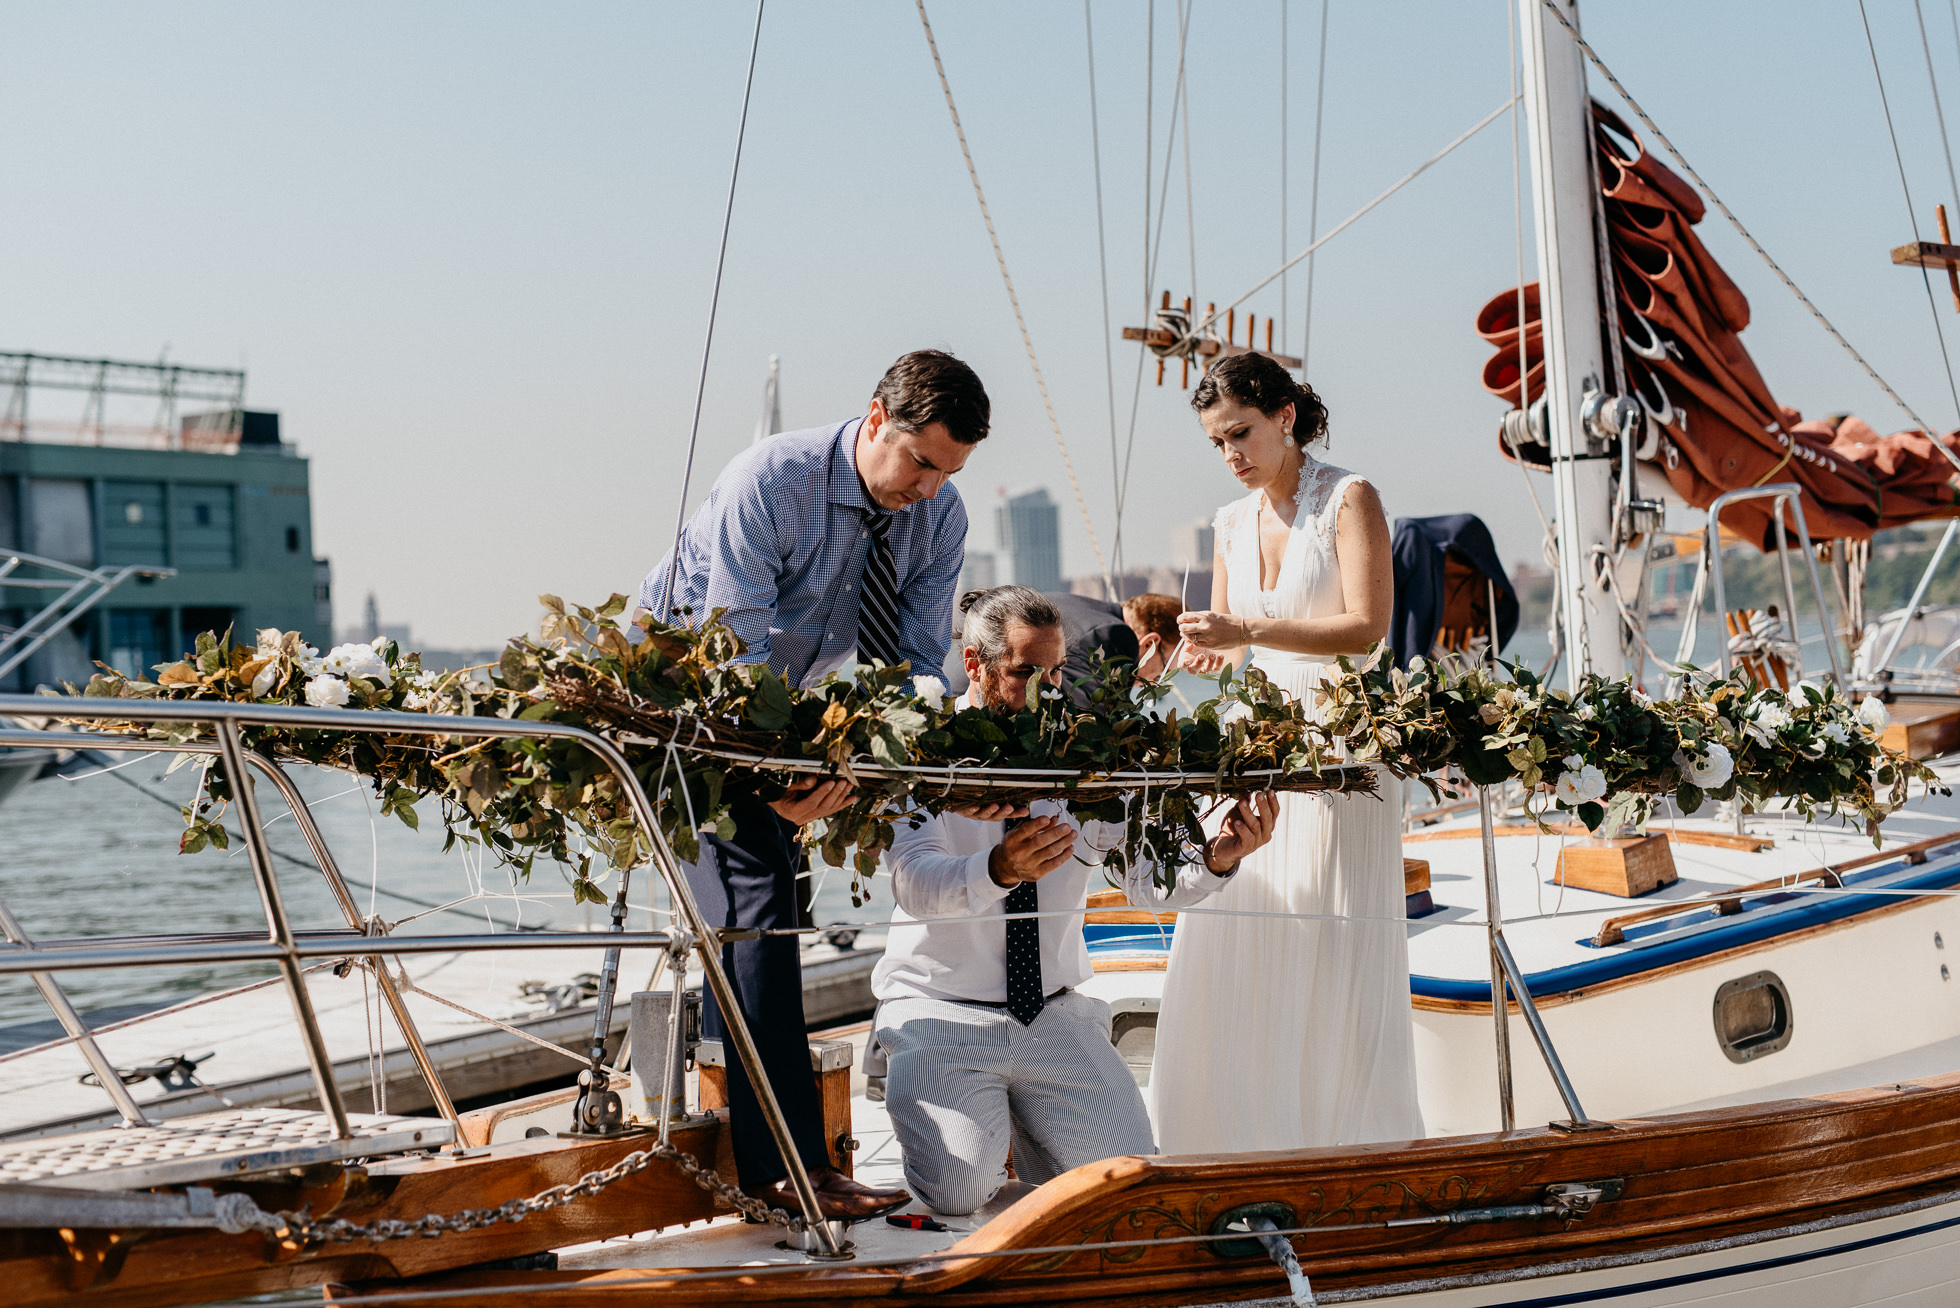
[1120,593,1182,682]
[959,587,1063,712]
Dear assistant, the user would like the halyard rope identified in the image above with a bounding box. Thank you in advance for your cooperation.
[916,0,1112,585]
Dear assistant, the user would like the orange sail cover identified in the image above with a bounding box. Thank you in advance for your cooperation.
[1479,104,1960,547]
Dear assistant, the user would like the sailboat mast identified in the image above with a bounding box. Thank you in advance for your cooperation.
[1519,0,1625,687]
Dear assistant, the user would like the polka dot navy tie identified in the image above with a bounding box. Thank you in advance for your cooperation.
[1003,817,1044,1027]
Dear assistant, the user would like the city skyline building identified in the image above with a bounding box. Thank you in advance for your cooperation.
[1170,518,1215,571]
[957,550,996,596]
[995,487,1061,593]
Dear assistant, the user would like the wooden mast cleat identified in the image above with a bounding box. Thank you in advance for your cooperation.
[1892,203,1960,313]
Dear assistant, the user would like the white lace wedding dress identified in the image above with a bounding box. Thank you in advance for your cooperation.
[1151,454,1424,1153]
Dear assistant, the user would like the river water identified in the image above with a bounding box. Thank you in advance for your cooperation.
[0,753,890,1025]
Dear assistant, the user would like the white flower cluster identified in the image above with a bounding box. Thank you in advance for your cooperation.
[1553,754,1608,807]
[402,670,441,712]
[1672,741,1734,790]
[298,639,394,709]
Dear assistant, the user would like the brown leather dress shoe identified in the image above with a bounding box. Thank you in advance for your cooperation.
[744,1167,912,1223]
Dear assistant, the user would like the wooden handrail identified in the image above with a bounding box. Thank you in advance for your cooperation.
[1590,827,1960,946]
[1083,888,1175,926]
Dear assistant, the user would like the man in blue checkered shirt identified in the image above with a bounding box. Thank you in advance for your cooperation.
[637,349,990,1221]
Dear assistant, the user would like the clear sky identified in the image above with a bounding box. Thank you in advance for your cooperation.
[5,1,1960,646]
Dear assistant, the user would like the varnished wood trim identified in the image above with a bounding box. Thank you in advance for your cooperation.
[1404,823,1773,853]
[1089,958,1167,973]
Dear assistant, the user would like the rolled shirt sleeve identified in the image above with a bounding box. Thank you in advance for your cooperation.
[887,812,1014,920]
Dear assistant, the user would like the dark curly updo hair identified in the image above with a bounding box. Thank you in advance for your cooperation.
[1190,352,1329,448]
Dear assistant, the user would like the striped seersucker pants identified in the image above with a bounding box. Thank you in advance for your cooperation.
[873,989,1155,1215]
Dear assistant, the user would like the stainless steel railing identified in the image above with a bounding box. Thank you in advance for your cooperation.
[0,694,844,1252]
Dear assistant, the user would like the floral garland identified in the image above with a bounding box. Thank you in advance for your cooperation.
[67,595,1942,904]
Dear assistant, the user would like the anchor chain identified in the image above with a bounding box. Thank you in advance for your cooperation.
[243,1140,803,1246]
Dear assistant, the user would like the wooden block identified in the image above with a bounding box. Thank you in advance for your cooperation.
[1556,833,1679,898]
[820,1057,854,1176]
[1881,701,1960,760]
[1403,857,1431,896]
[696,1040,856,1174]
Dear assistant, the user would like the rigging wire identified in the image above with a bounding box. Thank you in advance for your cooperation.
[1300,0,1330,379]
[1180,0,1198,304]
[1279,0,1288,353]
[1112,0,1155,584]
[1915,0,1960,211]
[1113,1,1197,584]
[658,0,766,620]
[1537,0,1960,472]
[1505,0,1554,547]
[1084,0,1123,587]
[1187,96,1520,343]
[915,0,1112,583]
[1858,0,1960,428]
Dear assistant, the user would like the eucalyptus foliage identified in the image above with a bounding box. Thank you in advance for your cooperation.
[68,596,1938,907]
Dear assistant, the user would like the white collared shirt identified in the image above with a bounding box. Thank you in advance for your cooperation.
[871,772,1236,1006]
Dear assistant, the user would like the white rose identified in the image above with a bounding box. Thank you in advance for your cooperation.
[1859,696,1891,734]
[250,661,280,699]
[1821,721,1851,748]
[304,675,351,708]
[1673,742,1733,790]
[1554,759,1608,806]
[1407,655,1426,674]
[323,642,392,687]
[911,674,949,709]
[1574,702,1597,722]
[255,628,283,655]
[1753,700,1792,732]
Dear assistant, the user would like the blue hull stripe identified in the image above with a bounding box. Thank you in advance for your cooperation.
[1084,852,1960,1003]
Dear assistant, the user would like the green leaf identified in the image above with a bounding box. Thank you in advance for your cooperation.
[748,668,795,732]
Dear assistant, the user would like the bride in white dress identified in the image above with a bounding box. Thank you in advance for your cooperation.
[1151,353,1423,1153]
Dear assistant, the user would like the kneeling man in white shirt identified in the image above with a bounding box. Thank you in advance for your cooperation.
[869,586,1278,1214]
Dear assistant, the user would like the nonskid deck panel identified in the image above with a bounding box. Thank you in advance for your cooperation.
[0,1106,453,1190]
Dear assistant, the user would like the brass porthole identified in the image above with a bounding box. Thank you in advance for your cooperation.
[1713,970,1793,1063]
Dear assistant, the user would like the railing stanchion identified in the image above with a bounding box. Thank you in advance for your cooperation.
[214,719,353,1140]
[0,895,150,1127]
[1478,785,1514,1132]
[245,753,460,1131]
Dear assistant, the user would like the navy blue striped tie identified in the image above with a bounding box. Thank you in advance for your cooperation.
[857,511,901,666]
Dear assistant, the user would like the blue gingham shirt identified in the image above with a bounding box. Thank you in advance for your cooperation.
[639,418,968,689]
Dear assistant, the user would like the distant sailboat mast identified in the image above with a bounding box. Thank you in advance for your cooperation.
[751,354,782,445]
